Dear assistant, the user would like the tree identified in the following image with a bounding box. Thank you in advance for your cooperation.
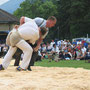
[57,0,90,39]
[14,0,58,42]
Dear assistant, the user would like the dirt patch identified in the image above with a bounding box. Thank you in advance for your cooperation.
[0,59,90,90]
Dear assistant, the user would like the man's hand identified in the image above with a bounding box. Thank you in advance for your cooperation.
[14,25,20,29]
[33,45,40,52]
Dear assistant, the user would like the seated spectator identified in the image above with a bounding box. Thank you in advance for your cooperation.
[82,40,85,46]
[49,44,60,62]
[46,43,52,52]
[41,43,47,59]
[84,41,88,48]
[81,46,86,55]
[59,51,64,60]
[87,44,90,51]
[85,49,90,63]
[85,49,90,59]
[36,50,42,61]
[64,52,71,60]
[77,40,82,45]
[57,40,61,47]
[46,43,52,60]
[0,45,3,58]
[67,40,71,46]
[62,44,66,51]
[76,46,86,60]
[75,44,81,59]
[2,45,9,57]
[72,40,77,45]
[50,40,55,48]
[70,48,76,60]
[63,39,67,47]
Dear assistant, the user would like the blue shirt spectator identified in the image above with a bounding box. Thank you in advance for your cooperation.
[72,40,77,45]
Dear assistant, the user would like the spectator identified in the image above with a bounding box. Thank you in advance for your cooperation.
[84,41,88,48]
[59,51,64,60]
[72,40,77,45]
[46,43,52,52]
[67,40,71,45]
[36,50,42,61]
[57,40,61,47]
[50,40,55,48]
[63,39,67,46]
[41,44,47,59]
[0,44,3,58]
[77,40,82,45]
[51,44,60,62]
[64,52,71,60]
[85,49,90,63]
[2,45,9,57]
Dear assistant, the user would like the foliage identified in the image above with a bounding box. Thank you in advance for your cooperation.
[58,0,90,39]
[14,0,58,42]
[13,0,90,41]
[14,0,57,19]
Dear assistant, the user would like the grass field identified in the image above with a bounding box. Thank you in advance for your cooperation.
[35,59,90,69]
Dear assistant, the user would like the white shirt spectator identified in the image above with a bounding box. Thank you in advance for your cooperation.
[50,40,55,48]
[81,47,86,54]
[77,41,82,45]
[47,45,52,50]
[52,46,60,54]
[63,40,67,46]
[57,40,61,47]
[42,44,46,52]
[38,50,42,56]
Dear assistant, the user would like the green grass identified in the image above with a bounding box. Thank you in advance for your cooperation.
[35,59,90,69]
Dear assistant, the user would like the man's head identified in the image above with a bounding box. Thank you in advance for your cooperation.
[46,16,57,28]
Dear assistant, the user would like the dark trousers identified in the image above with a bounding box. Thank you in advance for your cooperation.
[28,51,38,67]
[14,48,38,68]
[13,48,22,66]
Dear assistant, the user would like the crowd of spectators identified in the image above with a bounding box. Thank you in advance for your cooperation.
[37,39,90,63]
[0,39,90,63]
